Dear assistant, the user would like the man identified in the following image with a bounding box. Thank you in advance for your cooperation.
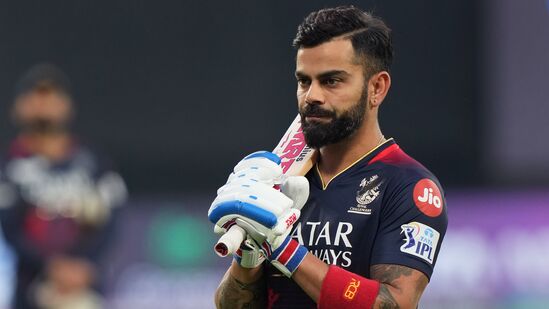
[209,6,447,308]
[0,64,127,309]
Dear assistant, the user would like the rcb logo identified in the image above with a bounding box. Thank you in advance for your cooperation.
[356,175,383,205]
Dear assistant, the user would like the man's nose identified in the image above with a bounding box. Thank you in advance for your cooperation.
[305,81,324,105]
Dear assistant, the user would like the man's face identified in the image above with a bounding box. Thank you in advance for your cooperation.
[295,39,368,149]
[13,89,73,133]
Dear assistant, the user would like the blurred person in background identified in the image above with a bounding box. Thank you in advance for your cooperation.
[0,63,127,309]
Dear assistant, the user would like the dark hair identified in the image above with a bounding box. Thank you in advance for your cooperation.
[293,6,393,76]
[15,63,72,98]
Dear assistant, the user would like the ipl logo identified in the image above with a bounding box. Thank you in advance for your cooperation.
[401,224,417,250]
[400,222,440,264]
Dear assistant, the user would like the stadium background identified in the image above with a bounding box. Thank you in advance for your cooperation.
[0,0,548,308]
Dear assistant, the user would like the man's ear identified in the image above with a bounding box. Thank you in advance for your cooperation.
[368,71,391,108]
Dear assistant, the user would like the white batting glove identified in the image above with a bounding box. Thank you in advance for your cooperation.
[211,151,289,235]
[208,151,309,277]
[231,177,309,277]
[223,151,283,190]
[211,151,285,268]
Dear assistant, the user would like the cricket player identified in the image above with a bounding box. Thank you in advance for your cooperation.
[209,6,448,308]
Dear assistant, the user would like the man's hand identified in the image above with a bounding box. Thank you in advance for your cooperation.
[209,151,286,266]
[208,151,309,276]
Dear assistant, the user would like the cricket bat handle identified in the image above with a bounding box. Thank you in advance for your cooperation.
[214,225,246,257]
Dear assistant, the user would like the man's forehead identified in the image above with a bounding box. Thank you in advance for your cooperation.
[295,39,360,75]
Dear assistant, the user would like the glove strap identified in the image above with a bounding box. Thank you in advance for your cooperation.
[266,236,308,277]
[234,239,265,268]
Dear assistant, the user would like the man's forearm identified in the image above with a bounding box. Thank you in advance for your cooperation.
[292,254,428,309]
[215,261,266,309]
[292,252,329,302]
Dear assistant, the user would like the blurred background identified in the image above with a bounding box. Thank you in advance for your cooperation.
[0,0,547,308]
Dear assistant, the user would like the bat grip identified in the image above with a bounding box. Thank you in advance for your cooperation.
[213,181,283,258]
[214,225,246,257]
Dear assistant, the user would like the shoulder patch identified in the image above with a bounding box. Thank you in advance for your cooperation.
[400,222,440,264]
[412,178,443,217]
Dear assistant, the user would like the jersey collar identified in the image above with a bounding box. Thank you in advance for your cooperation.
[314,138,396,190]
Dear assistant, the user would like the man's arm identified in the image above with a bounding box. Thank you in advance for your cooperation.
[371,264,428,309]
[214,260,266,309]
[293,253,428,308]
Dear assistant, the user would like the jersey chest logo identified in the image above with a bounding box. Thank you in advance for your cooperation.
[348,175,383,215]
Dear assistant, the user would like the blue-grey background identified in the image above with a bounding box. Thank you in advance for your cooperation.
[0,0,484,193]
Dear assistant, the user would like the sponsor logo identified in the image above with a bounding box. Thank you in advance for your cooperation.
[348,175,383,215]
[291,221,354,267]
[413,178,443,217]
[400,222,440,264]
[343,278,361,300]
[285,213,297,228]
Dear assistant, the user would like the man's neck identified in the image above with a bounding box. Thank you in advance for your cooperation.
[317,120,384,182]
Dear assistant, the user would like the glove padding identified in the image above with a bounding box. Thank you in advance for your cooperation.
[208,151,310,276]
[209,151,309,235]
[220,151,283,195]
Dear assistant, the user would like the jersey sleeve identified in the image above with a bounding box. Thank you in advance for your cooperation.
[370,173,448,279]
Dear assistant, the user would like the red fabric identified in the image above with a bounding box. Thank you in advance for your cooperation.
[368,143,424,168]
[368,144,400,164]
[318,266,380,309]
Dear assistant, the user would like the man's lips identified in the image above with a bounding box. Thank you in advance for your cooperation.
[304,115,332,122]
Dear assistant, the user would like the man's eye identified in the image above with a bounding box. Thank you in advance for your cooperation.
[297,79,310,86]
[324,78,340,86]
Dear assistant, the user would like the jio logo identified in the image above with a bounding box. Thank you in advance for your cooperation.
[417,187,442,209]
[413,178,443,217]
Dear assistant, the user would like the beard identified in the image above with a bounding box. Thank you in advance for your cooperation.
[299,90,367,149]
